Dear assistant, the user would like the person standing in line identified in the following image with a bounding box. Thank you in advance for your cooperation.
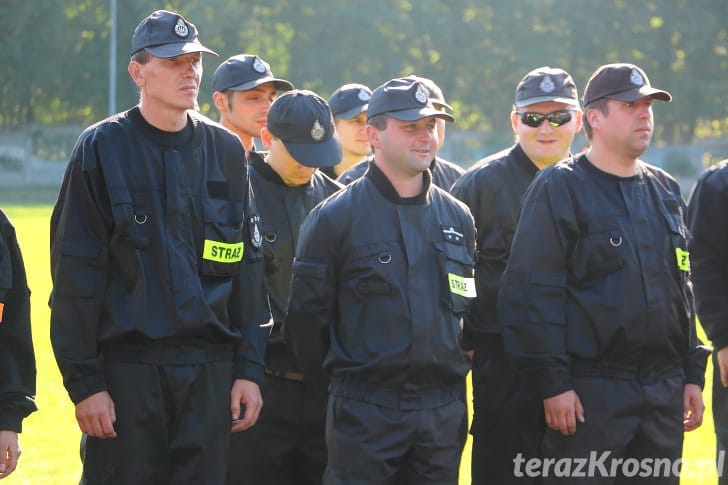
[498,63,708,484]
[284,77,476,484]
[320,83,372,180]
[50,10,269,484]
[212,54,293,157]
[0,209,36,479]
[450,66,582,484]
[687,158,728,483]
[228,90,343,485]
[336,75,463,189]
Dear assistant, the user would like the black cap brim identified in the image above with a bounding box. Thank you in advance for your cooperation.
[333,104,368,120]
[281,136,343,168]
[515,96,580,108]
[145,42,218,58]
[225,77,294,92]
[606,86,672,103]
[382,107,455,123]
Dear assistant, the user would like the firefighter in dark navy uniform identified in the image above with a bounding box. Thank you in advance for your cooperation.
[451,66,582,484]
[50,10,269,484]
[687,158,728,483]
[284,77,476,485]
[228,90,343,485]
[336,75,463,190]
[0,209,36,479]
[498,63,708,484]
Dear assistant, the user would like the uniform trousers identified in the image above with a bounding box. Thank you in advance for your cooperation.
[228,374,327,484]
[80,343,234,485]
[323,395,467,485]
[470,348,544,484]
[539,371,685,485]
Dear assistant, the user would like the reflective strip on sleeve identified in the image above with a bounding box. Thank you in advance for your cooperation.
[675,247,690,272]
[203,240,245,263]
[448,273,477,298]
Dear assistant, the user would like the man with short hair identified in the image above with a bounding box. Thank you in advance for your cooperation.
[284,77,476,484]
[50,10,269,483]
[228,90,343,485]
[337,75,463,189]
[321,83,372,179]
[450,66,582,484]
[213,54,293,157]
[499,63,708,484]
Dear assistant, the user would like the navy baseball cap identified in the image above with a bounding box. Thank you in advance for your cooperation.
[583,63,671,106]
[367,78,455,122]
[515,66,579,108]
[267,90,342,168]
[401,75,453,112]
[213,54,293,93]
[329,84,372,119]
[131,10,217,58]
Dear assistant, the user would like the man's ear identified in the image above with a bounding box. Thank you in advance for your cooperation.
[128,61,144,88]
[212,91,228,112]
[260,126,273,149]
[365,124,381,150]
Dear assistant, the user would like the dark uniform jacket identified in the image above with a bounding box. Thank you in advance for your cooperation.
[337,155,464,190]
[248,151,342,374]
[284,163,476,409]
[450,144,539,352]
[687,160,728,349]
[0,210,36,432]
[50,107,270,404]
[499,154,708,400]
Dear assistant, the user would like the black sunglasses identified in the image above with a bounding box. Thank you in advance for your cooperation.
[516,110,575,128]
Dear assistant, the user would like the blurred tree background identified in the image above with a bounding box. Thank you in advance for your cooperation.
[0,0,725,165]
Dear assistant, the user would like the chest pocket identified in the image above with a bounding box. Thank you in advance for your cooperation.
[344,242,397,301]
[569,218,625,285]
[663,202,692,278]
[433,241,476,316]
[108,189,149,291]
[200,198,245,277]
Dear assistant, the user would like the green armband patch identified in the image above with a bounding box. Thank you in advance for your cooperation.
[203,239,244,263]
[448,273,477,298]
[675,247,690,272]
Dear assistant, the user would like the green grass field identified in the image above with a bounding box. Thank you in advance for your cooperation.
[0,199,720,484]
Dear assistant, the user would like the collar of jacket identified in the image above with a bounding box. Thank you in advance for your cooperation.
[365,160,432,205]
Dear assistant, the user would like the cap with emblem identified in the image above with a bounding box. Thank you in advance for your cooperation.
[401,75,453,112]
[367,78,455,123]
[329,84,372,120]
[267,90,342,168]
[583,63,672,106]
[213,54,293,93]
[515,66,579,109]
[131,10,217,58]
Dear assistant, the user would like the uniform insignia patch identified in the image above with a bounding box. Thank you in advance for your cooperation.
[253,57,266,74]
[311,120,325,141]
[415,84,428,104]
[249,215,263,248]
[630,68,644,86]
[441,225,464,244]
[358,89,371,101]
[540,75,556,93]
[174,18,189,38]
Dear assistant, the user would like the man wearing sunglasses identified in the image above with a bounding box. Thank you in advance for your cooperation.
[450,66,582,484]
[499,63,708,484]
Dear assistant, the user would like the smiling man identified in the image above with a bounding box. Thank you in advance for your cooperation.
[50,10,269,484]
[450,66,582,484]
[284,78,476,484]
